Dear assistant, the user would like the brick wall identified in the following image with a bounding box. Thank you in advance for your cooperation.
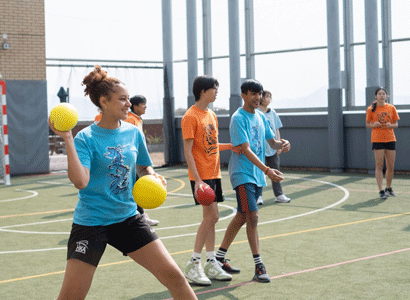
[0,0,46,80]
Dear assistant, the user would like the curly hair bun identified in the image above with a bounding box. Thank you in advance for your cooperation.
[82,65,122,108]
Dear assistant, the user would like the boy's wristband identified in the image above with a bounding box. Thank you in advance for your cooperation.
[264,167,270,174]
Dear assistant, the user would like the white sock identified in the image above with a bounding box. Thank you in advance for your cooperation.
[206,251,216,262]
[191,252,201,262]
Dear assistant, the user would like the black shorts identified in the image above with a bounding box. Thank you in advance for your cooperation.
[67,214,158,267]
[372,142,396,150]
[190,178,225,205]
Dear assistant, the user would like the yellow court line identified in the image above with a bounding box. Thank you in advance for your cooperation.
[0,208,75,219]
[167,177,185,193]
[1,211,409,285]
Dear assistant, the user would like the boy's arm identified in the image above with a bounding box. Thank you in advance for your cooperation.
[219,143,242,154]
[275,129,282,154]
[267,138,291,152]
[183,139,206,195]
[240,142,284,183]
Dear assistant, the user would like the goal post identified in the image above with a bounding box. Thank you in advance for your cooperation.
[0,80,11,185]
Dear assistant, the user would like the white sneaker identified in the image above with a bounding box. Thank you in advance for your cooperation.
[184,260,211,286]
[275,194,291,203]
[256,196,264,205]
[144,213,159,226]
[204,260,232,281]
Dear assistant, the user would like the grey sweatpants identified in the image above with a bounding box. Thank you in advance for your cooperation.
[265,153,283,197]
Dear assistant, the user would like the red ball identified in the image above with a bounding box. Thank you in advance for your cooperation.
[196,185,216,206]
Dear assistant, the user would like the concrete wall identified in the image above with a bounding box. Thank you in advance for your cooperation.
[176,111,410,173]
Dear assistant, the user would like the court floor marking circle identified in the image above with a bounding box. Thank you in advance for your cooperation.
[259,176,349,226]
[0,189,38,203]
[0,176,347,253]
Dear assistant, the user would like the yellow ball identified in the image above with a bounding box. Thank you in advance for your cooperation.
[133,175,167,209]
[50,103,78,132]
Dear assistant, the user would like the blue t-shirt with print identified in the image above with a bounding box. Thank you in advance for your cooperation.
[73,122,152,226]
[228,108,274,189]
[259,108,282,157]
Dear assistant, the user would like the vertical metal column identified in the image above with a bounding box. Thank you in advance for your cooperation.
[162,0,178,165]
[186,0,198,108]
[326,0,344,172]
[381,0,393,102]
[228,0,242,117]
[365,0,380,174]
[202,0,212,76]
[343,0,355,108]
[245,0,255,80]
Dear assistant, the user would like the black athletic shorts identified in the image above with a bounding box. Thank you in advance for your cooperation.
[190,178,225,205]
[372,142,396,150]
[67,214,158,267]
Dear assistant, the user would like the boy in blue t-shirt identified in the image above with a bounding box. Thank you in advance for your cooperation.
[257,90,291,205]
[215,80,291,283]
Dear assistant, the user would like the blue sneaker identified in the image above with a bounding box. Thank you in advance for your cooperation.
[253,263,270,283]
[385,187,396,197]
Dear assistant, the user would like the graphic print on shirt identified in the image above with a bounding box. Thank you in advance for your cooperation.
[203,123,218,156]
[104,145,130,195]
[377,112,390,124]
[251,125,262,155]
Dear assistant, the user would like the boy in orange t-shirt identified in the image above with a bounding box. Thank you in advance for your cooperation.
[366,87,399,199]
[181,75,241,286]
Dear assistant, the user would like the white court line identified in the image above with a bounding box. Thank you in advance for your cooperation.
[0,176,348,254]
[0,247,66,255]
[0,218,72,234]
[0,189,38,203]
[155,203,236,231]
[259,176,349,226]
[38,181,74,186]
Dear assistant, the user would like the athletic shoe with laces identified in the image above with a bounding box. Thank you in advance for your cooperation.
[216,258,241,274]
[253,263,271,283]
[385,187,396,197]
[256,196,264,205]
[204,260,232,281]
[184,260,211,286]
[144,213,159,226]
[379,190,387,199]
[275,194,291,203]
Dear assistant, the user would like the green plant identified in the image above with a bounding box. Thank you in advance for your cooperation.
[146,133,164,145]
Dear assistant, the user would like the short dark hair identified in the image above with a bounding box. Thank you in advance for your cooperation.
[192,75,219,101]
[262,90,271,97]
[241,79,263,94]
[130,95,147,113]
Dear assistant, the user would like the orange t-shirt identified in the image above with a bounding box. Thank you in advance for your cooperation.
[95,112,142,130]
[366,103,399,143]
[181,105,221,181]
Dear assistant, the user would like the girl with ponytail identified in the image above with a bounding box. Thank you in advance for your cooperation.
[366,87,399,199]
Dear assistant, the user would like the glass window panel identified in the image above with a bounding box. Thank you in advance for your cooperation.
[392,42,410,105]
[254,0,327,53]
[391,0,410,39]
[254,49,328,109]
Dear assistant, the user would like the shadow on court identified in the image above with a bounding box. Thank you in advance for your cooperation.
[341,197,387,211]
[259,174,367,209]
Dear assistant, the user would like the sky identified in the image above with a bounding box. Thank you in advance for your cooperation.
[45,0,410,120]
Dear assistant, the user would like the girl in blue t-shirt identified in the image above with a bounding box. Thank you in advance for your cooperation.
[49,66,197,300]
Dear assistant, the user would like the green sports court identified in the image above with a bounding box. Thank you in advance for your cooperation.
[1,167,409,299]
[1,1,410,299]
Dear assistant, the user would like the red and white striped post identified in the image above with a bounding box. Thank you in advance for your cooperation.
[0,81,11,185]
